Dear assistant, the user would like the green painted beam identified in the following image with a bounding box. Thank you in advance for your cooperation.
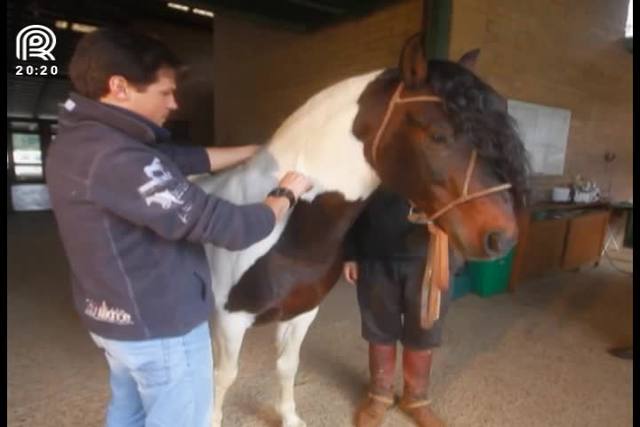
[423,0,452,60]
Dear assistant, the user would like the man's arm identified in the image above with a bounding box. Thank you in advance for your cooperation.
[154,144,262,176]
[343,208,366,262]
[155,143,211,175]
[205,145,261,172]
[89,147,310,250]
[342,214,365,285]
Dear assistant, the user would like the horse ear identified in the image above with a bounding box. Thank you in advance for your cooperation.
[399,33,428,89]
[458,49,480,71]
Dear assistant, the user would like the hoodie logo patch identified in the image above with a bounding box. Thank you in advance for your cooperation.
[84,299,134,325]
[138,158,185,210]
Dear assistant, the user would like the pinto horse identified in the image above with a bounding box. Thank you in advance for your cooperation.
[195,33,528,427]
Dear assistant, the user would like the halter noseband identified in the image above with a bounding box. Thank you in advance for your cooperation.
[370,81,514,330]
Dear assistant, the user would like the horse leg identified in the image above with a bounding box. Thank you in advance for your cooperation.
[212,310,253,427]
[275,307,319,427]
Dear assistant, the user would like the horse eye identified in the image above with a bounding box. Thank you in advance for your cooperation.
[430,133,449,144]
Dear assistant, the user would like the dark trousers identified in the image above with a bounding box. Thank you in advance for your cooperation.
[356,258,451,349]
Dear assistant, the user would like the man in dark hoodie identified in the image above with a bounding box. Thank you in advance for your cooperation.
[46,28,312,427]
[343,186,461,427]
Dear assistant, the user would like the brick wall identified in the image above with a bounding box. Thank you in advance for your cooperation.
[212,0,423,147]
[449,0,633,202]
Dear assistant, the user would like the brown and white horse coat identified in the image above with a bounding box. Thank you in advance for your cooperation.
[195,70,385,427]
[195,35,526,426]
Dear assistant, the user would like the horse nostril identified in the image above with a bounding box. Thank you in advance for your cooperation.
[484,230,511,255]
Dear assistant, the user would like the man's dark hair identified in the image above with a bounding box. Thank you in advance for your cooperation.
[68,28,183,99]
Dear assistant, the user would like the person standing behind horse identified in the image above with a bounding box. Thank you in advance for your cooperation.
[343,186,460,427]
[46,28,312,427]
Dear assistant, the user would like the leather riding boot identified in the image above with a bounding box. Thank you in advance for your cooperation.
[354,342,397,427]
[399,348,445,427]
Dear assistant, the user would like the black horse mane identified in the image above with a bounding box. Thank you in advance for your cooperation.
[426,60,530,208]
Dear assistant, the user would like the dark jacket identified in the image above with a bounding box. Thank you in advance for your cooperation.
[344,188,465,277]
[46,93,276,340]
[344,187,428,261]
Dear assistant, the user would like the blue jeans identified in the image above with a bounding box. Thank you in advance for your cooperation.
[90,322,213,427]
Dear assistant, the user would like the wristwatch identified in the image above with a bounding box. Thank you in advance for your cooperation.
[267,187,297,209]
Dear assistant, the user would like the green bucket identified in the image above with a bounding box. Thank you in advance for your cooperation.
[468,248,515,297]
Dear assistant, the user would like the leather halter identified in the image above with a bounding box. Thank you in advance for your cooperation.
[407,149,513,225]
[370,81,513,329]
[371,82,442,165]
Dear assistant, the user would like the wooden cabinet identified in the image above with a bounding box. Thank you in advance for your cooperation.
[518,217,568,280]
[562,211,609,270]
[509,203,610,290]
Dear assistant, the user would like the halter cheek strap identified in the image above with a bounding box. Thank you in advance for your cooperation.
[370,81,513,330]
[408,150,513,224]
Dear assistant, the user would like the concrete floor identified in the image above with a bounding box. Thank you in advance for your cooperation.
[7,211,633,427]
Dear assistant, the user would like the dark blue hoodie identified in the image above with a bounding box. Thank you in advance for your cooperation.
[46,93,276,340]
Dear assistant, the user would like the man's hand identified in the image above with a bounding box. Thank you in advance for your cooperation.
[343,261,358,285]
[277,171,313,200]
[264,171,313,222]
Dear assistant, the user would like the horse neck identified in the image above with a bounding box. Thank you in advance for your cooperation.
[264,70,385,203]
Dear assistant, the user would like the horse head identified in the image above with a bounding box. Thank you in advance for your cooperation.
[353,33,529,260]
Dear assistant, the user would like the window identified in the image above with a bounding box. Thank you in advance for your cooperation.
[626,0,633,38]
[10,121,39,132]
[7,120,56,211]
[12,132,43,180]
